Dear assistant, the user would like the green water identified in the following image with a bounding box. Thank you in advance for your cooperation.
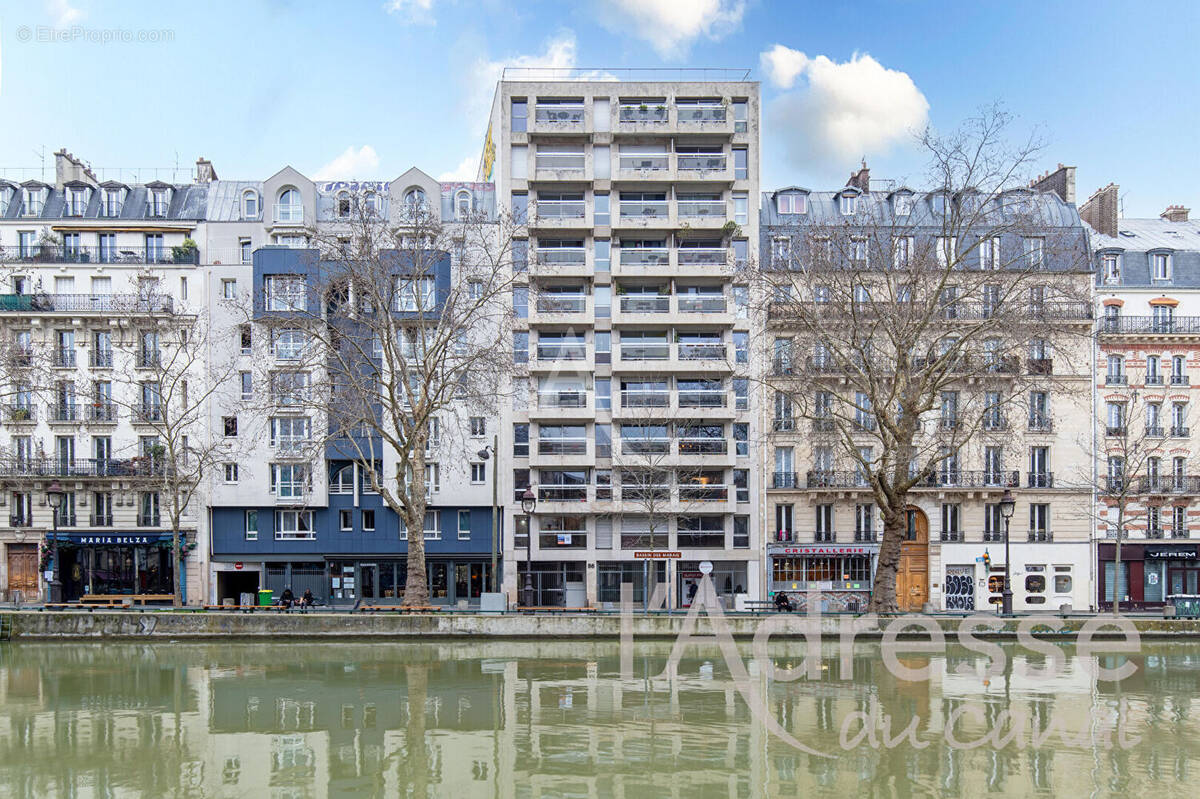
[0,639,1198,797]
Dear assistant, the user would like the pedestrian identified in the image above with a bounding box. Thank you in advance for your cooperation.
[279,587,295,609]
[687,581,698,603]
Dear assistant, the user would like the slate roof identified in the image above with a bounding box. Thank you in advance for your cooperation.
[1091,217,1200,288]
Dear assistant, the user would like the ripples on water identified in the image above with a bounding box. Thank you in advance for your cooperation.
[0,640,1197,797]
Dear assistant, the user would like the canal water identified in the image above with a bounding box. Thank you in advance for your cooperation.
[0,639,1197,797]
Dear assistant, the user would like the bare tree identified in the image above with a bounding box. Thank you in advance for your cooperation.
[1091,387,1194,613]
[752,109,1092,612]
[109,282,239,606]
[254,191,519,606]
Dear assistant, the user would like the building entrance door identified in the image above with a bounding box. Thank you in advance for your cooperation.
[6,544,37,601]
[897,508,929,612]
[359,564,377,600]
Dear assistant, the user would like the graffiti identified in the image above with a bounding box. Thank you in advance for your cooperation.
[944,568,976,611]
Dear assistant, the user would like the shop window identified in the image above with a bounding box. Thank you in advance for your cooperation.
[1054,574,1072,593]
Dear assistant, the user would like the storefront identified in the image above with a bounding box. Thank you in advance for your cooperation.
[1099,542,1200,611]
[678,560,748,607]
[325,558,497,607]
[768,543,877,612]
[57,533,175,602]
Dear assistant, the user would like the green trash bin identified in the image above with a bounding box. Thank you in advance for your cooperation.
[257,589,274,607]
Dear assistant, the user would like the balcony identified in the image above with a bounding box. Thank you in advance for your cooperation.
[137,350,162,369]
[0,457,175,479]
[4,405,36,424]
[537,484,588,502]
[1027,358,1053,376]
[1146,425,1165,437]
[1105,425,1127,437]
[48,404,80,423]
[1173,426,1191,437]
[54,349,76,368]
[535,344,587,361]
[535,248,587,266]
[677,296,726,313]
[90,349,114,368]
[676,201,726,218]
[1027,530,1053,542]
[677,343,725,360]
[619,295,670,314]
[677,154,727,172]
[772,472,800,489]
[983,416,1009,431]
[677,389,726,408]
[773,418,796,432]
[678,438,727,455]
[535,295,587,314]
[534,200,586,221]
[0,246,199,265]
[273,204,304,224]
[676,248,727,266]
[918,470,1020,489]
[9,514,31,528]
[677,103,726,124]
[1027,472,1054,488]
[536,438,587,456]
[1027,416,1053,433]
[618,201,670,220]
[537,390,587,409]
[619,343,670,361]
[678,483,728,502]
[1105,373,1128,386]
[619,104,668,125]
[135,405,163,424]
[533,104,584,127]
[1102,316,1200,334]
[1146,374,1165,386]
[137,514,162,527]
[533,153,585,172]
[618,249,670,267]
[87,403,117,423]
[620,390,669,408]
[89,514,114,527]
[618,154,670,172]
[1173,375,1191,385]
[620,438,669,455]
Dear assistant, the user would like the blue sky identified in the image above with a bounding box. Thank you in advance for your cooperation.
[0,0,1195,216]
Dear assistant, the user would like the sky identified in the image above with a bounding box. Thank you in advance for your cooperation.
[0,0,1196,216]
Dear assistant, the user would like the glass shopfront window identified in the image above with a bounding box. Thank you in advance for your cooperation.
[60,539,174,601]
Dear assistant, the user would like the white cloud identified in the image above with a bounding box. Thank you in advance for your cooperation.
[384,0,436,25]
[763,47,930,174]
[46,0,84,26]
[596,0,745,59]
[438,155,477,182]
[464,31,579,132]
[313,145,381,180]
[760,44,809,89]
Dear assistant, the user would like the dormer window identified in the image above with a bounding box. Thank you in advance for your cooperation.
[336,191,351,219]
[100,188,124,217]
[1102,253,1120,284]
[456,190,473,220]
[148,188,169,217]
[1152,251,1172,280]
[776,193,806,215]
[242,189,259,219]
[22,187,45,217]
[403,188,427,219]
[893,193,912,216]
[839,193,857,215]
[276,188,302,223]
[364,191,380,217]
[0,187,10,216]
[66,187,88,217]
[931,193,948,215]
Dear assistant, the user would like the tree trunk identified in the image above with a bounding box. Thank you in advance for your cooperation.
[171,526,182,608]
[403,510,430,607]
[867,507,906,613]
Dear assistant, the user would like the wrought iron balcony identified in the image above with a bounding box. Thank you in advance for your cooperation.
[0,245,198,266]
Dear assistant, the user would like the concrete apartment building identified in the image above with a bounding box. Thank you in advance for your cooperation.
[481,70,762,607]
[760,165,1096,612]
[0,149,207,603]
[1087,185,1200,609]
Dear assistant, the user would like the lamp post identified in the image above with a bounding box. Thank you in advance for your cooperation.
[46,481,64,604]
[520,488,536,607]
[477,435,499,593]
[999,488,1016,615]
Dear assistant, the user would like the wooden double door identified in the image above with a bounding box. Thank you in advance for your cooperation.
[897,508,929,612]
[6,543,38,601]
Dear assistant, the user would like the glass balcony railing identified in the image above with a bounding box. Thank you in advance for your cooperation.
[619,155,669,170]
[535,295,587,313]
[619,249,670,266]
[535,201,586,219]
[677,105,726,123]
[534,154,585,171]
[537,391,587,409]
[273,204,304,223]
[620,390,669,407]
[677,154,727,171]
[677,201,726,217]
[677,247,727,265]
[537,438,588,455]
[535,248,587,265]
[678,343,725,360]
[677,296,726,313]
[618,202,669,219]
[619,295,669,313]
[677,390,726,408]
[620,344,670,361]
[534,105,584,125]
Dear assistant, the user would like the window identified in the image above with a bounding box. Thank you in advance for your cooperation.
[223,417,238,437]
[471,463,487,483]
[245,510,259,541]
[340,509,353,531]
[469,417,486,437]
[403,188,428,219]
[733,147,748,180]
[940,503,961,541]
[734,469,749,503]
[511,98,527,132]
[979,237,1001,270]
[270,464,309,499]
[361,509,375,531]
[395,277,436,312]
[1029,503,1050,541]
[458,510,472,540]
[139,492,160,527]
[734,378,748,410]
[272,329,307,360]
[1102,253,1120,283]
[330,464,355,494]
[1024,237,1045,268]
[242,190,259,219]
[222,279,237,299]
[839,193,857,215]
[815,504,834,542]
[514,423,529,457]
[776,192,806,215]
[240,372,253,400]
[66,187,87,216]
[265,275,306,311]
[456,190,473,220]
[100,188,123,217]
[240,325,252,354]
[893,193,912,216]
[1152,252,1172,280]
[271,371,310,406]
[224,463,239,483]
[148,188,169,217]
[270,417,310,452]
[855,504,875,542]
[276,188,302,223]
[399,510,441,540]
[275,510,315,540]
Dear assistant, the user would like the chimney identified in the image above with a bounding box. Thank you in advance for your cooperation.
[1161,205,1190,223]
[1029,163,1076,204]
[846,160,870,192]
[1080,183,1119,238]
[53,148,98,190]
[195,157,217,183]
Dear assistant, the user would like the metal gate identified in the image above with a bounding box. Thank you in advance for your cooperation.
[944,565,976,611]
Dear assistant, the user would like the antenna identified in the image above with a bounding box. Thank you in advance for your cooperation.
[32,146,46,182]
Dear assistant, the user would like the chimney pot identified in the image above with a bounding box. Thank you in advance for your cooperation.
[1161,205,1190,223]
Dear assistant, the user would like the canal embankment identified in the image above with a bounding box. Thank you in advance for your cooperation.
[3,609,1200,640]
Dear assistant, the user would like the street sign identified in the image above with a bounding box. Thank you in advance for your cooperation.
[633,551,681,559]
[234,562,244,571]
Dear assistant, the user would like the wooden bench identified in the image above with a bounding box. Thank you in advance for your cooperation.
[359,605,439,613]
[516,606,597,613]
[203,604,290,612]
[78,594,174,606]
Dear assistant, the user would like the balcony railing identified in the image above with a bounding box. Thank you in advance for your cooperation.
[1027,530,1053,542]
[1173,426,1191,437]
[138,350,162,369]
[90,514,114,527]
[534,105,584,125]
[678,483,728,501]
[54,349,76,368]
[1173,375,1191,385]
[620,390,669,407]
[0,457,174,478]
[621,439,669,455]
[1105,425,1127,437]
[1146,375,1165,386]
[1131,475,1200,494]
[537,438,587,455]
[1105,373,1128,386]
[620,344,670,361]
[677,296,726,313]
[9,514,31,527]
[535,248,587,265]
[273,204,304,223]
[619,296,669,313]
[772,472,800,489]
[1146,425,1165,437]
[677,390,726,408]
[534,154,585,171]
[4,405,36,423]
[619,249,670,267]
[537,484,588,502]
[805,470,1018,489]
[1027,416,1053,432]
[48,404,79,423]
[1102,316,1200,334]
[535,202,586,221]
[90,349,114,368]
[677,104,726,123]
[678,343,725,360]
[677,201,726,217]
[677,248,727,265]
[0,246,198,265]
[678,438,727,454]
[537,391,587,409]
[536,344,587,361]
[619,105,668,124]
[135,405,164,423]
[536,295,587,314]
[1027,472,1054,488]
[619,154,670,170]
[618,202,669,219]
[137,514,162,527]
[677,155,727,171]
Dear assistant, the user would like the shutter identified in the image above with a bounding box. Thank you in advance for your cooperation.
[595,519,613,550]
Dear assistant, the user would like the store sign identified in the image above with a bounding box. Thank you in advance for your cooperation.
[773,546,875,556]
[62,534,161,546]
[1146,546,1200,560]
[634,551,681,559]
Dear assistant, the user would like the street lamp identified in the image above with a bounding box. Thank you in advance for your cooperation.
[477,435,499,593]
[46,481,64,604]
[520,488,536,607]
[999,488,1016,615]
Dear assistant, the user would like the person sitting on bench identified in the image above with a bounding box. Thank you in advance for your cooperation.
[774,591,794,612]
[299,589,315,609]
[278,587,296,609]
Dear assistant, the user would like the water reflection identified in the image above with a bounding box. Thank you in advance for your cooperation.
[0,640,1198,797]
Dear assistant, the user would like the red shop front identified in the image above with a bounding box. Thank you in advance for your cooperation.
[1098,542,1200,610]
